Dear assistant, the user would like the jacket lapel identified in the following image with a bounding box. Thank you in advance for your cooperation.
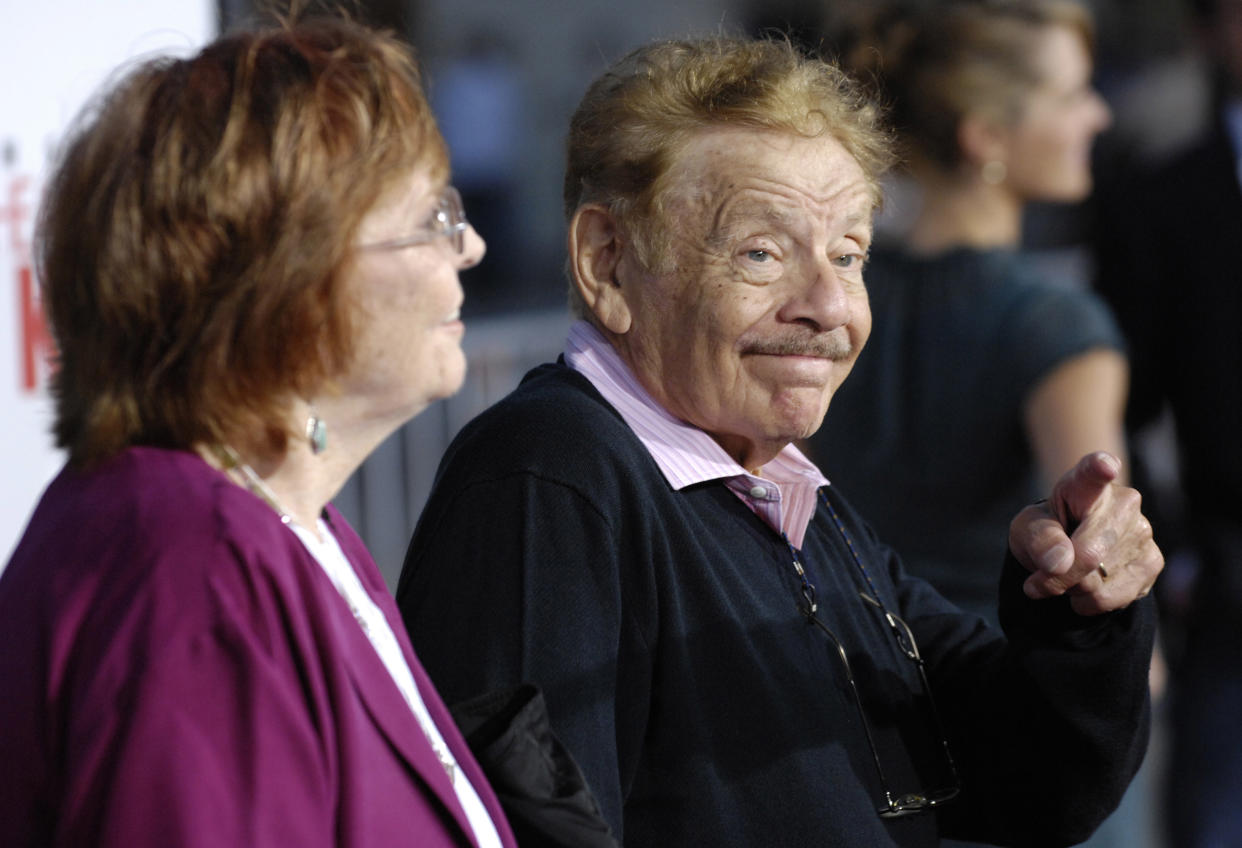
[399,628,519,848]
[316,510,488,847]
[341,623,479,840]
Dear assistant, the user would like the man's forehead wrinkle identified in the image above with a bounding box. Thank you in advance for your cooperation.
[705,193,798,245]
[699,185,874,247]
[669,135,877,252]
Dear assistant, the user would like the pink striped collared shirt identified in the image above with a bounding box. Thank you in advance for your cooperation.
[563,320,829,550]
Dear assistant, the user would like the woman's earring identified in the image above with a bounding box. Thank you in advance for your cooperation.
[306,409,327,455]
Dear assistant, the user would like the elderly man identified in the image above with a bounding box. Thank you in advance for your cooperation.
[398,37,1161,847]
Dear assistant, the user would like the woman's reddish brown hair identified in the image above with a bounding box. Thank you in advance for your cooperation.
[38,14,446,466]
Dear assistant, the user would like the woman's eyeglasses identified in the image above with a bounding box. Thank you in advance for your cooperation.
[358,186,469,255]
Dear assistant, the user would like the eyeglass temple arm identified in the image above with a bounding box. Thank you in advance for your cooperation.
[857,592,962,786]
[802,607,900,810]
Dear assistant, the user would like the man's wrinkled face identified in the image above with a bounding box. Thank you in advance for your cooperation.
[610,127,874,471]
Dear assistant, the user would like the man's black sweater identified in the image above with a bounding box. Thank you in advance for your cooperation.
[398,362,1154,847]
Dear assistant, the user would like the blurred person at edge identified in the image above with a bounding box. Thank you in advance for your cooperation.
[398,33,1163,848]
[1093,0,1242,845]
[0,13,515,848]
[816,0,1122,627]
[810,3,1154,847]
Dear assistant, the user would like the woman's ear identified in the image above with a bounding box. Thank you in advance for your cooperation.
[957,113,1010,173]
[568,204,632,335]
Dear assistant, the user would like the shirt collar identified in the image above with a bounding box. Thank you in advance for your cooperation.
[563,320,829,546]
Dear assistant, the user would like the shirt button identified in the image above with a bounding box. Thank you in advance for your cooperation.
[748,485,767,499]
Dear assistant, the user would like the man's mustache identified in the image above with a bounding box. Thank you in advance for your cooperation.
[740,330,853,361]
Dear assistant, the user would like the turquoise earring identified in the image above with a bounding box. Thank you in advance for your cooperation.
[306,411,327,455]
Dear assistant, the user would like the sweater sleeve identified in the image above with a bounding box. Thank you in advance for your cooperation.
[398,468,651,840]
[891,543,1155,846]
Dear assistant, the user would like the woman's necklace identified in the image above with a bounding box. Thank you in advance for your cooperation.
[211,444,459,783]
[216,445,294,525]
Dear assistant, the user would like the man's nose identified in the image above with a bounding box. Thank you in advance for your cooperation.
[777,259,853,331]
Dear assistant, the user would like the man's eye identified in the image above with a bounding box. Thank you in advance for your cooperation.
[746,249,773,262]
[834,253,864,269]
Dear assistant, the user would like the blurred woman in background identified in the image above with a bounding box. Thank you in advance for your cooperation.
[0,14,515,847]
[810,2,1142,845]
[814,0,1125,623]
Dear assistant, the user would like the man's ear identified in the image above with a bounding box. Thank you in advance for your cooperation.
[569,204,632,335]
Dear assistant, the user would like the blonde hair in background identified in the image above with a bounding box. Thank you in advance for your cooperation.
[840,0,1096,173]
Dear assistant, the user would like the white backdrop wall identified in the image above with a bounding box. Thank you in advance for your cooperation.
[1,1,215,567]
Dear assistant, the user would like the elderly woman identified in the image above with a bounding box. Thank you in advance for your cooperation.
[0,16,515,848]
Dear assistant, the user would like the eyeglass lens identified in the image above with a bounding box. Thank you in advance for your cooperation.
[438,186,466,254]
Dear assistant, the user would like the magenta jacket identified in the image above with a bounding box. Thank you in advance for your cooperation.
[0,446,517,848]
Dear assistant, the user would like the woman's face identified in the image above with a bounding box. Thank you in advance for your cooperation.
[339,168,485,425]
[1000,24,1112,203]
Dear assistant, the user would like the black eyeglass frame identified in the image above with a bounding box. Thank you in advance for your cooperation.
[789,492,962,820]
[800,589,961,818]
